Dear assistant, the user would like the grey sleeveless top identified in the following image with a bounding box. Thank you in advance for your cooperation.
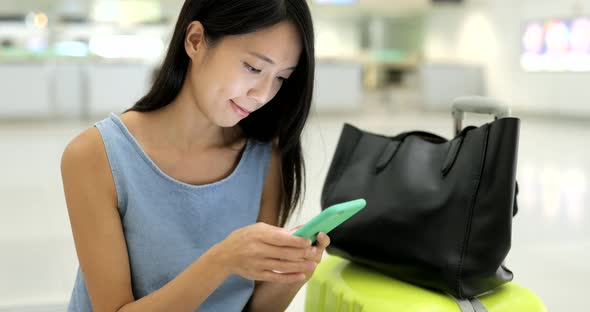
[68,113,273,311]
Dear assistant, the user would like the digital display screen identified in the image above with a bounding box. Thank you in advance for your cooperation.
[521,17,590,71]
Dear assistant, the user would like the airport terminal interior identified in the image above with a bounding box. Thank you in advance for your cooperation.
[1,0,589,311]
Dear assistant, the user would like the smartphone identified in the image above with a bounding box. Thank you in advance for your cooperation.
[292,198,366,243]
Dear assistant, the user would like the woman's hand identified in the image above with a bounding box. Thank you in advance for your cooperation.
[214,222,318,283]
[296,230,330,281]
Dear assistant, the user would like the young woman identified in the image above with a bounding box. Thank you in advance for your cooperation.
[61,0,330,311]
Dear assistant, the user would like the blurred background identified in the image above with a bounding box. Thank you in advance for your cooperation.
[0,0,588,311]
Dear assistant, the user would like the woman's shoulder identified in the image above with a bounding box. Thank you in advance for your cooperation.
[61,127,112,187]
[62,128,104,166]
[61,126,117,206]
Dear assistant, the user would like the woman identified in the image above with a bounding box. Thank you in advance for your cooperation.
[61,0,330,311]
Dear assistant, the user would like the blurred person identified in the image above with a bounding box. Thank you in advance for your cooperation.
[60,0,329,311]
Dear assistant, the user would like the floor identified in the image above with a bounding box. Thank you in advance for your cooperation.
[0,104,588,311]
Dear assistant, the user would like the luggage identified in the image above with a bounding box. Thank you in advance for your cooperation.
[321,96,520,298]
[305,255,546,312]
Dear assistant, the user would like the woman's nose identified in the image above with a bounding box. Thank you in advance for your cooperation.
[247,75,277,106]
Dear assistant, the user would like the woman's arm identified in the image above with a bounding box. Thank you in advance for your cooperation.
[62,129,231,312]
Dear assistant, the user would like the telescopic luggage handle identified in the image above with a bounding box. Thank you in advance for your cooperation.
[452,96,512,135]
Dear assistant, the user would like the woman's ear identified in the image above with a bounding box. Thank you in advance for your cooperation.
[185,21,206,59]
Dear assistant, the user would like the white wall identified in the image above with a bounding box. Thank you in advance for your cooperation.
[313,16,363,57]
[424,0,590,116]
[0,64,53,117]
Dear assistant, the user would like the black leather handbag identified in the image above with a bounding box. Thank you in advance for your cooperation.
[321,97,520,299]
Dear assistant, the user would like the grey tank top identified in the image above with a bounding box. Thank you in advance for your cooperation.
[67,113,273,311]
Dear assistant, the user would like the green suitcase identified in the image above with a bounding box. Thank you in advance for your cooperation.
[305,255,546,312]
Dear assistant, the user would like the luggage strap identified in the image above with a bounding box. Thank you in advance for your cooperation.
[448,295,488,312]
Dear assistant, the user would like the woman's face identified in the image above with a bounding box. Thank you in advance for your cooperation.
[185,21,303,127]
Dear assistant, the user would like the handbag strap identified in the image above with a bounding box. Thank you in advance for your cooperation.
[391,130,448,142]
[375,131,447,173]
[441,136,464,176]
[375,141,402,173]
[376,129,473,174]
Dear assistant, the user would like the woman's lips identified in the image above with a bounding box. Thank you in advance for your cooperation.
[230,100,251,117]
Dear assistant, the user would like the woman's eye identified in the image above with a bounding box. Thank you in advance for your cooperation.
[244,63,261,74]
[277,77,288,82]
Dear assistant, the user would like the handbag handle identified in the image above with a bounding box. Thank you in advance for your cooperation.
[376,128,474,175]
[390,131,447,142]
[375,131,447,173]
[440,126,476,176]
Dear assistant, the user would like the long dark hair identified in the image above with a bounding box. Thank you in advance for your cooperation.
[128,0,315,227]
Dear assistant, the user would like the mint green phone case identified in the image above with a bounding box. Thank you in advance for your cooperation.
[293,199,366,243]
